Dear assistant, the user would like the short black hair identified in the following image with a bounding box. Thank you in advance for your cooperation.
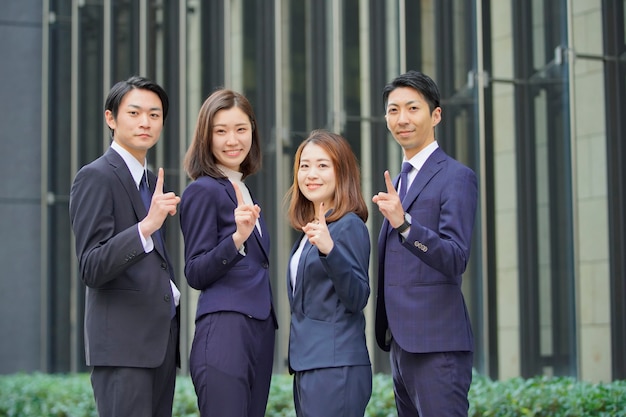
[382,70,440,113]
[104,75,169,121]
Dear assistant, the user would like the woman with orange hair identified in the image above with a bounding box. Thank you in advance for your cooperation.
[285,129,372,417]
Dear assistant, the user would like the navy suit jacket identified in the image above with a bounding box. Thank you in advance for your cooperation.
[179,176,274,323]
[375,147,477,353]
[287,212,371,372]
[69,148,179,368]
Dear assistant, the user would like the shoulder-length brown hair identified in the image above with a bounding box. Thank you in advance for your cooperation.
[286,129,368,230]
[184,89,261,180]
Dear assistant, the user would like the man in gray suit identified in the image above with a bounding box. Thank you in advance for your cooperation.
[70,76,181,417]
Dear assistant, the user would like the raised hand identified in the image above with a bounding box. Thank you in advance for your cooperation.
[302,201,334,255]
[231,181,261,250]
[372,170,405,228]
[140,168,181,239]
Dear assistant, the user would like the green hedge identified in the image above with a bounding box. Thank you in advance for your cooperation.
[1,371,625,417]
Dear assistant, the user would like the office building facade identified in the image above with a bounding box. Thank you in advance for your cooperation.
[1,0,624,382]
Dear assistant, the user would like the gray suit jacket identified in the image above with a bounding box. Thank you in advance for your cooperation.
[70,148,179,368]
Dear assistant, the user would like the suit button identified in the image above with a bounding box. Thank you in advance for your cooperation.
[414,241,428,252]
[221,259,228,265]
[261,262,269,269]
[164,294,171,302]
[161,262,167,270]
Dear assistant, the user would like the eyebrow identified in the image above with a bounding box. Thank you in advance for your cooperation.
[126,104,162,112]
[300,157,331,163]
[387,99,419,108]
[213,122,250,127]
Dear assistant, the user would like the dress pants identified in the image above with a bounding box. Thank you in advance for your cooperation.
[293,365,372,417]
[91,318,178,417]
[190,311,275,417]
[390,339,473,417]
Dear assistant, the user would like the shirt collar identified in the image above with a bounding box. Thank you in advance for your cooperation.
[110,141,147,188]
[405,141,439,172]
[217,164,244,183]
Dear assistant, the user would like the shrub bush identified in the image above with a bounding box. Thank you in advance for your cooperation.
[1,371,625,416]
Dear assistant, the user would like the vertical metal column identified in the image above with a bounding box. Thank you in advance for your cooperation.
[41,0,51,373]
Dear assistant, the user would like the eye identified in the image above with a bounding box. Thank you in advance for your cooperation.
[299,163,309,169]
[387,108,398,114]
[150,113,161,119]
[238,127,248,133]
[129,110,138,116]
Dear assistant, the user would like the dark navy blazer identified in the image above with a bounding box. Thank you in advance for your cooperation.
[287,212,371,372]
[179,175,274,322]
[375,147,477,354]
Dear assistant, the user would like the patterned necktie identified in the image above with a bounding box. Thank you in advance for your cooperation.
[399,162,413,200]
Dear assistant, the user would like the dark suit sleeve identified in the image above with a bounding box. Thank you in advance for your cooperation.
[179,178,244,290]
[403,164,477,278]
[320,214,370,313]
[70,165,146,288]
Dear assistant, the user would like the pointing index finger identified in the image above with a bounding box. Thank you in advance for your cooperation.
[317,202,326,225]
[384,170,398,195]
[232,181,245,206]
[154,168,164,196]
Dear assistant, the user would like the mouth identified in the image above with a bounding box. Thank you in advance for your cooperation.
[223,149,243,157]
[306,184,322,190]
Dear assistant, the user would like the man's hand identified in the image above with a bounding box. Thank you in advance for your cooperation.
[372,170,405,228]
[139,168,181,238]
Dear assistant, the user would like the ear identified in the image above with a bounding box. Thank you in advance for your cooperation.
[104,110,116,130]
[431,107,442,127]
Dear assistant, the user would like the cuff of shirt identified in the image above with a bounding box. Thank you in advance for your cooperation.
[137,224,154,253]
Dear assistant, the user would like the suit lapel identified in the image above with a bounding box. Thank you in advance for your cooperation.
[106,149,147,221]
[105,149,169,260]
[402,148,445,211]
[294,240,314,299]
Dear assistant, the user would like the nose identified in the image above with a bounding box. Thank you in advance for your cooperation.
[397,108,409,124]
[138,112,150,127]
[306,167,319,179]
[225,130,238,144]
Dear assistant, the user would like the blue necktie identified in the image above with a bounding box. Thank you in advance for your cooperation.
[139,172,176,318]
[399,162,413,200]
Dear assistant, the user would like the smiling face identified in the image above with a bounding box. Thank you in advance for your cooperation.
[297,143,336,209]
[210,106,253,172]
[385,86,441,160]
[105,88,164,163]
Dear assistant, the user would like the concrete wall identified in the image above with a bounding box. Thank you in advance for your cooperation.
[0,1,43,373]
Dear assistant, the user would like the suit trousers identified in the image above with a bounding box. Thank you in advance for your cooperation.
[190,311,275,417]
[390,339,473,417]
[90,317,178,417]
[293,365,372,417]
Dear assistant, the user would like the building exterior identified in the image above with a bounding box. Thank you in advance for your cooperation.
[1,0,624,382]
